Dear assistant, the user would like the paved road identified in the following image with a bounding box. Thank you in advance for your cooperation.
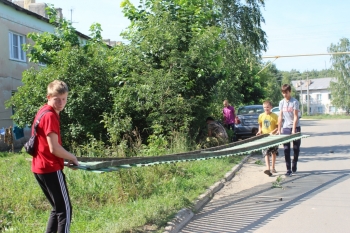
[180,119,350,233]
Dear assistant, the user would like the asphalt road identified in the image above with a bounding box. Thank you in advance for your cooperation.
[180,119,350,233]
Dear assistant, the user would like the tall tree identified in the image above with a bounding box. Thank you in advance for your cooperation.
[115,0,268,140]
[259,63,282,106]
[328,38,350,114]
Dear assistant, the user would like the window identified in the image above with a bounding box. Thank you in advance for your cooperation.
[9,32,26,62]
[329,106,336,113]
[237,106,263,115]
[317,94,322,101]
[328,94,332,100]
[317,106,323,113]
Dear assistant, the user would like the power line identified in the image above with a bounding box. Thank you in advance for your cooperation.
[255,52,350,75]
[262,52,350,59]
[263,20,350,31]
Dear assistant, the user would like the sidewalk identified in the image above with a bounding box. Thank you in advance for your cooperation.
[178,119,350,233]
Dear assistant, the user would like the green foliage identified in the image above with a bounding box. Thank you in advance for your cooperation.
[254,159,263,165]
[7,9,117,146]
[258,64,283,106]
[111,0,268,144]
[7,43,117,146]
[272,175,283,189]
[0,152,244,232]
[328,38,350,114]
[302,114,350,119]
[8,0,268,149]
[280,69,337,81]
[218,0,267,53]
[142,124,169,156]
[23,5,80,64]
[0,210,15,232]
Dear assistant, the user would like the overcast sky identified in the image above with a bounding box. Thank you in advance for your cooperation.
[37,0,350,72]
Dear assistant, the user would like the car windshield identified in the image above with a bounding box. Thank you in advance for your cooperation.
[272,108,279,113]
[237,106,264,115]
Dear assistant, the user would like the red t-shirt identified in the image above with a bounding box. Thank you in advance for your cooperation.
[31,104,64,174]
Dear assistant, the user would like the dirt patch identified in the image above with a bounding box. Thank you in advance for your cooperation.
[213,152,285,200]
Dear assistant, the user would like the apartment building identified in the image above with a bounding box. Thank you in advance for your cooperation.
[291,77,344,115]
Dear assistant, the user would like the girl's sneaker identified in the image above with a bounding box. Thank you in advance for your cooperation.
[272,168,277,173]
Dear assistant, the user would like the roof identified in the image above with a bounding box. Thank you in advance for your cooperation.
[0,0,90,40]
[291,77,336,91]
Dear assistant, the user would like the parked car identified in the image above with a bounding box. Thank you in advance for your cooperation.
[271,107,302,120]
[271,107,280,116]
[235,105,264,140]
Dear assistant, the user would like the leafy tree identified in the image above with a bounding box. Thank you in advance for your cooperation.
[114,0,267,143]
[258,63,282,106]
[7,7,117,146]
[205,0,268,114]
[328,38,350,114]
[280,69,336,80]
[8,0,269,151]
[23,5,80,64]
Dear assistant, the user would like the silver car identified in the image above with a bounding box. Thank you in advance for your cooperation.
[235,105,264,140]
[271,107,302,121]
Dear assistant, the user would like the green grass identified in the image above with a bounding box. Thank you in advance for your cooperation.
[302,114,350,120]
[0,152,244,232]
[254,159,263,165]
[271,175,284,189]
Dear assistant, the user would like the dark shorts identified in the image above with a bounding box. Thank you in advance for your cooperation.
[262,146,279,157]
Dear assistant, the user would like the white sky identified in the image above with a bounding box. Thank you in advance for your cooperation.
[37,0,350,72]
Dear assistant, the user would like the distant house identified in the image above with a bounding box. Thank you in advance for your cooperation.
[291,77,344,115]
[0,0,90,150]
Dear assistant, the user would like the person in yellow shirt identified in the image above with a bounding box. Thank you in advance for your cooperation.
[256,100,278,176]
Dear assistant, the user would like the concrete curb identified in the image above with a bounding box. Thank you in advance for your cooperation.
[163,153,252,233]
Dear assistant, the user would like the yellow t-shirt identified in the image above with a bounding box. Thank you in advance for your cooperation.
[258,112,278,134]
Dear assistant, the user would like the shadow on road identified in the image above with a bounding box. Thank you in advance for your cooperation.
[300,120,321,127]
[180,170,350,233]
[298,145,348,155]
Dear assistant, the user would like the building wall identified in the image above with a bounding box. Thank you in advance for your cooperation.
[0,2,55,150]
[298,89,345,115]
[299,89,329,114]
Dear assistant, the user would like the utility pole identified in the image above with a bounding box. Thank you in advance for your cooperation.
[307,72,310,115]
[300,76,303,116]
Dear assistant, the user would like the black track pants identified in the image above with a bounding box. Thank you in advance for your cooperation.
[282,127,301,171]
[34,170,72,233]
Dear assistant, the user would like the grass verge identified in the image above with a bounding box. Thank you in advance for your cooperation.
[0,152,244,232]
[301,114,350,120]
